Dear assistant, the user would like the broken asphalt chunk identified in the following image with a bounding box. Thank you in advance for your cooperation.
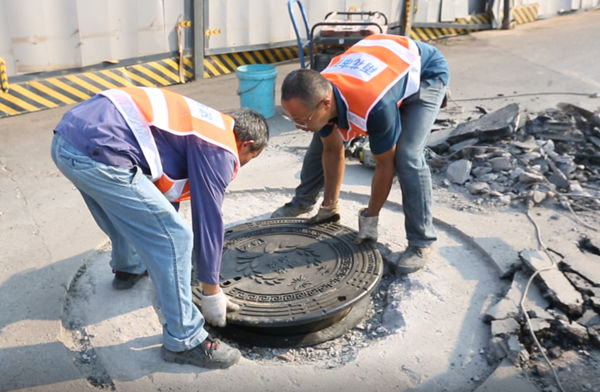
[446,159,472,184]
[491,318,520,337]
[519,250,584,317]
[578,236,600,256]
[557,102,600,129]
[559,248,600,286]
[447,103,520,144]
[555,319,590,345]
[484,270,552,322]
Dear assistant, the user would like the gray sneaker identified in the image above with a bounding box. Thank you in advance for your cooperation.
[271,202,313,218]
[392,246,432,275]
[161,336,241,369]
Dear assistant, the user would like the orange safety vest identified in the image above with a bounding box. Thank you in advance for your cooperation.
[100,87,240,202]
[321,34,421,141]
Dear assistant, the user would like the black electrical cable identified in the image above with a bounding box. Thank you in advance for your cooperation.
[451,92,599,102]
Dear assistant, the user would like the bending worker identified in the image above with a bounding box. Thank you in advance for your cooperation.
[51,87,269,369]
[275,34,449,274]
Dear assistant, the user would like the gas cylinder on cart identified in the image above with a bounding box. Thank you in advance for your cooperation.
[345,137,376,169]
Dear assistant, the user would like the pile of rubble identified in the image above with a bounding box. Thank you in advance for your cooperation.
[429,102,600,388]
[483,244,600,362]
[428,102,600,212]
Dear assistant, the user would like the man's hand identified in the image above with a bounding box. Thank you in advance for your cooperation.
[306,202,341,224]
[200,288,240,327]
[354,208,378,244]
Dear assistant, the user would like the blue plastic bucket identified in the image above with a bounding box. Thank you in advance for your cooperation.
[236,64,277,119]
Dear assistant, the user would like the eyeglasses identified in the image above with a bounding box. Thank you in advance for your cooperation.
[282,100,323,129]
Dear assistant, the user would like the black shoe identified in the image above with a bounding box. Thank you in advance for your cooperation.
[112,270,148,290]
[271,202,313,218]
[161,336,241,369]
[392,246,433,275]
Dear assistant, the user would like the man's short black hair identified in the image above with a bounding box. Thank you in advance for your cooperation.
[281,69,331,107]
[230,109,269,152]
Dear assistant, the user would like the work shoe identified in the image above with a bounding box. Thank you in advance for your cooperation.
[392,246,433,275]
[112,270,148,290]
[271,202,313,218]
[161,336,241,369]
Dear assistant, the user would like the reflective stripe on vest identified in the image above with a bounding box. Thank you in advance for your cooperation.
[321,34,421,141]
[100,87,239,202]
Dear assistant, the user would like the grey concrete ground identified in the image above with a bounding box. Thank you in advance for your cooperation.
[1,8,599,392]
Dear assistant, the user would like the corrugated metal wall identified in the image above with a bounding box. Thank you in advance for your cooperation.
[1,0,599,78]
[513,0,599,18]
[205,0,405,54]
[0,0,190,77]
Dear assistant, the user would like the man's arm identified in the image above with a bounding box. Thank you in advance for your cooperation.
[366,146,396,216]
[320,129,345,207]
[187,142,235,289]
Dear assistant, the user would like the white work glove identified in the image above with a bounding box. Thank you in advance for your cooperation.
[354,208,378,244]
[306,202,341,224]
[200,288,240,327]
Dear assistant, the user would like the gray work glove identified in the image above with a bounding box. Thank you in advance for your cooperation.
[200,288,240,327]
[354,208,378,244]
[306,202,341,224]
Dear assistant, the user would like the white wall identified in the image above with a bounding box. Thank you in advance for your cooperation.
[0,0,186,76]
[205,0,404,52]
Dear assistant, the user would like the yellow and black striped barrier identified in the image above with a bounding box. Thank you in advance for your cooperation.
[410,13,492,41]
[0,57,8,92]
[202,46,302,78]
[0,57,194,118]
[513,3,539,25]
[0,7,540,119]
[0,46,305,117]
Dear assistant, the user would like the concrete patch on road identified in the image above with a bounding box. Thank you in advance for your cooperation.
[60,189,504,391]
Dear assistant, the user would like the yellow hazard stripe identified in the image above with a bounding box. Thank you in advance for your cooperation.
[0,89,39,112]
[10,84,58,108]
[121,69,155,87]
[45,78,92,100]
[131,65,170,86]
[513,4,539,24]
[84,72,119,90]
[148,61,180,82]
[241,52,257,64]
[410,12,491,42]
[203,61,221,77]
[0,56,8,92]
[0,101,19,116]
[99,70,135,87]
[163,58,184,80]
[262,49,277,64]
[28,81,77,105]
[221,55,239,72]
[211,57,230,74]
[64,75,103,94]
[253,50,268,64]
[0,56,195,117]
[231,52,246,67]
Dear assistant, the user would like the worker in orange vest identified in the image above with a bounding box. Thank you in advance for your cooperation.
[275,34,449,274]
[51,87,269,369]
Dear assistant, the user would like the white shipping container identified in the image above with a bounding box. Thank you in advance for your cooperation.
[0,0,187,76]
[1,0,597,77]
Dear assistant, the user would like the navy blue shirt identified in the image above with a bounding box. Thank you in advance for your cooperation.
[55,95,237,285]
[319,40,449,154]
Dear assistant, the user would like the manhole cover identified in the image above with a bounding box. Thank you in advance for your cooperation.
[193,218,383,345]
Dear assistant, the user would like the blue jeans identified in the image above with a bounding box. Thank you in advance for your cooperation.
[290,79,447,248]
[51,133,207,352]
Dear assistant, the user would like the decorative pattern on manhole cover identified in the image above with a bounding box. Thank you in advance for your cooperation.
[193,218,383,336]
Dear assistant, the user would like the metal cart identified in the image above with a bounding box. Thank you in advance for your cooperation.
[287,0,389,71]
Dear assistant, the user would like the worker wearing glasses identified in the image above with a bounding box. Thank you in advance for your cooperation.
[275,34,449,274]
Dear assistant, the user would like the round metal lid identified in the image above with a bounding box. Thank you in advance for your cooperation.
[194,218,383,334]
